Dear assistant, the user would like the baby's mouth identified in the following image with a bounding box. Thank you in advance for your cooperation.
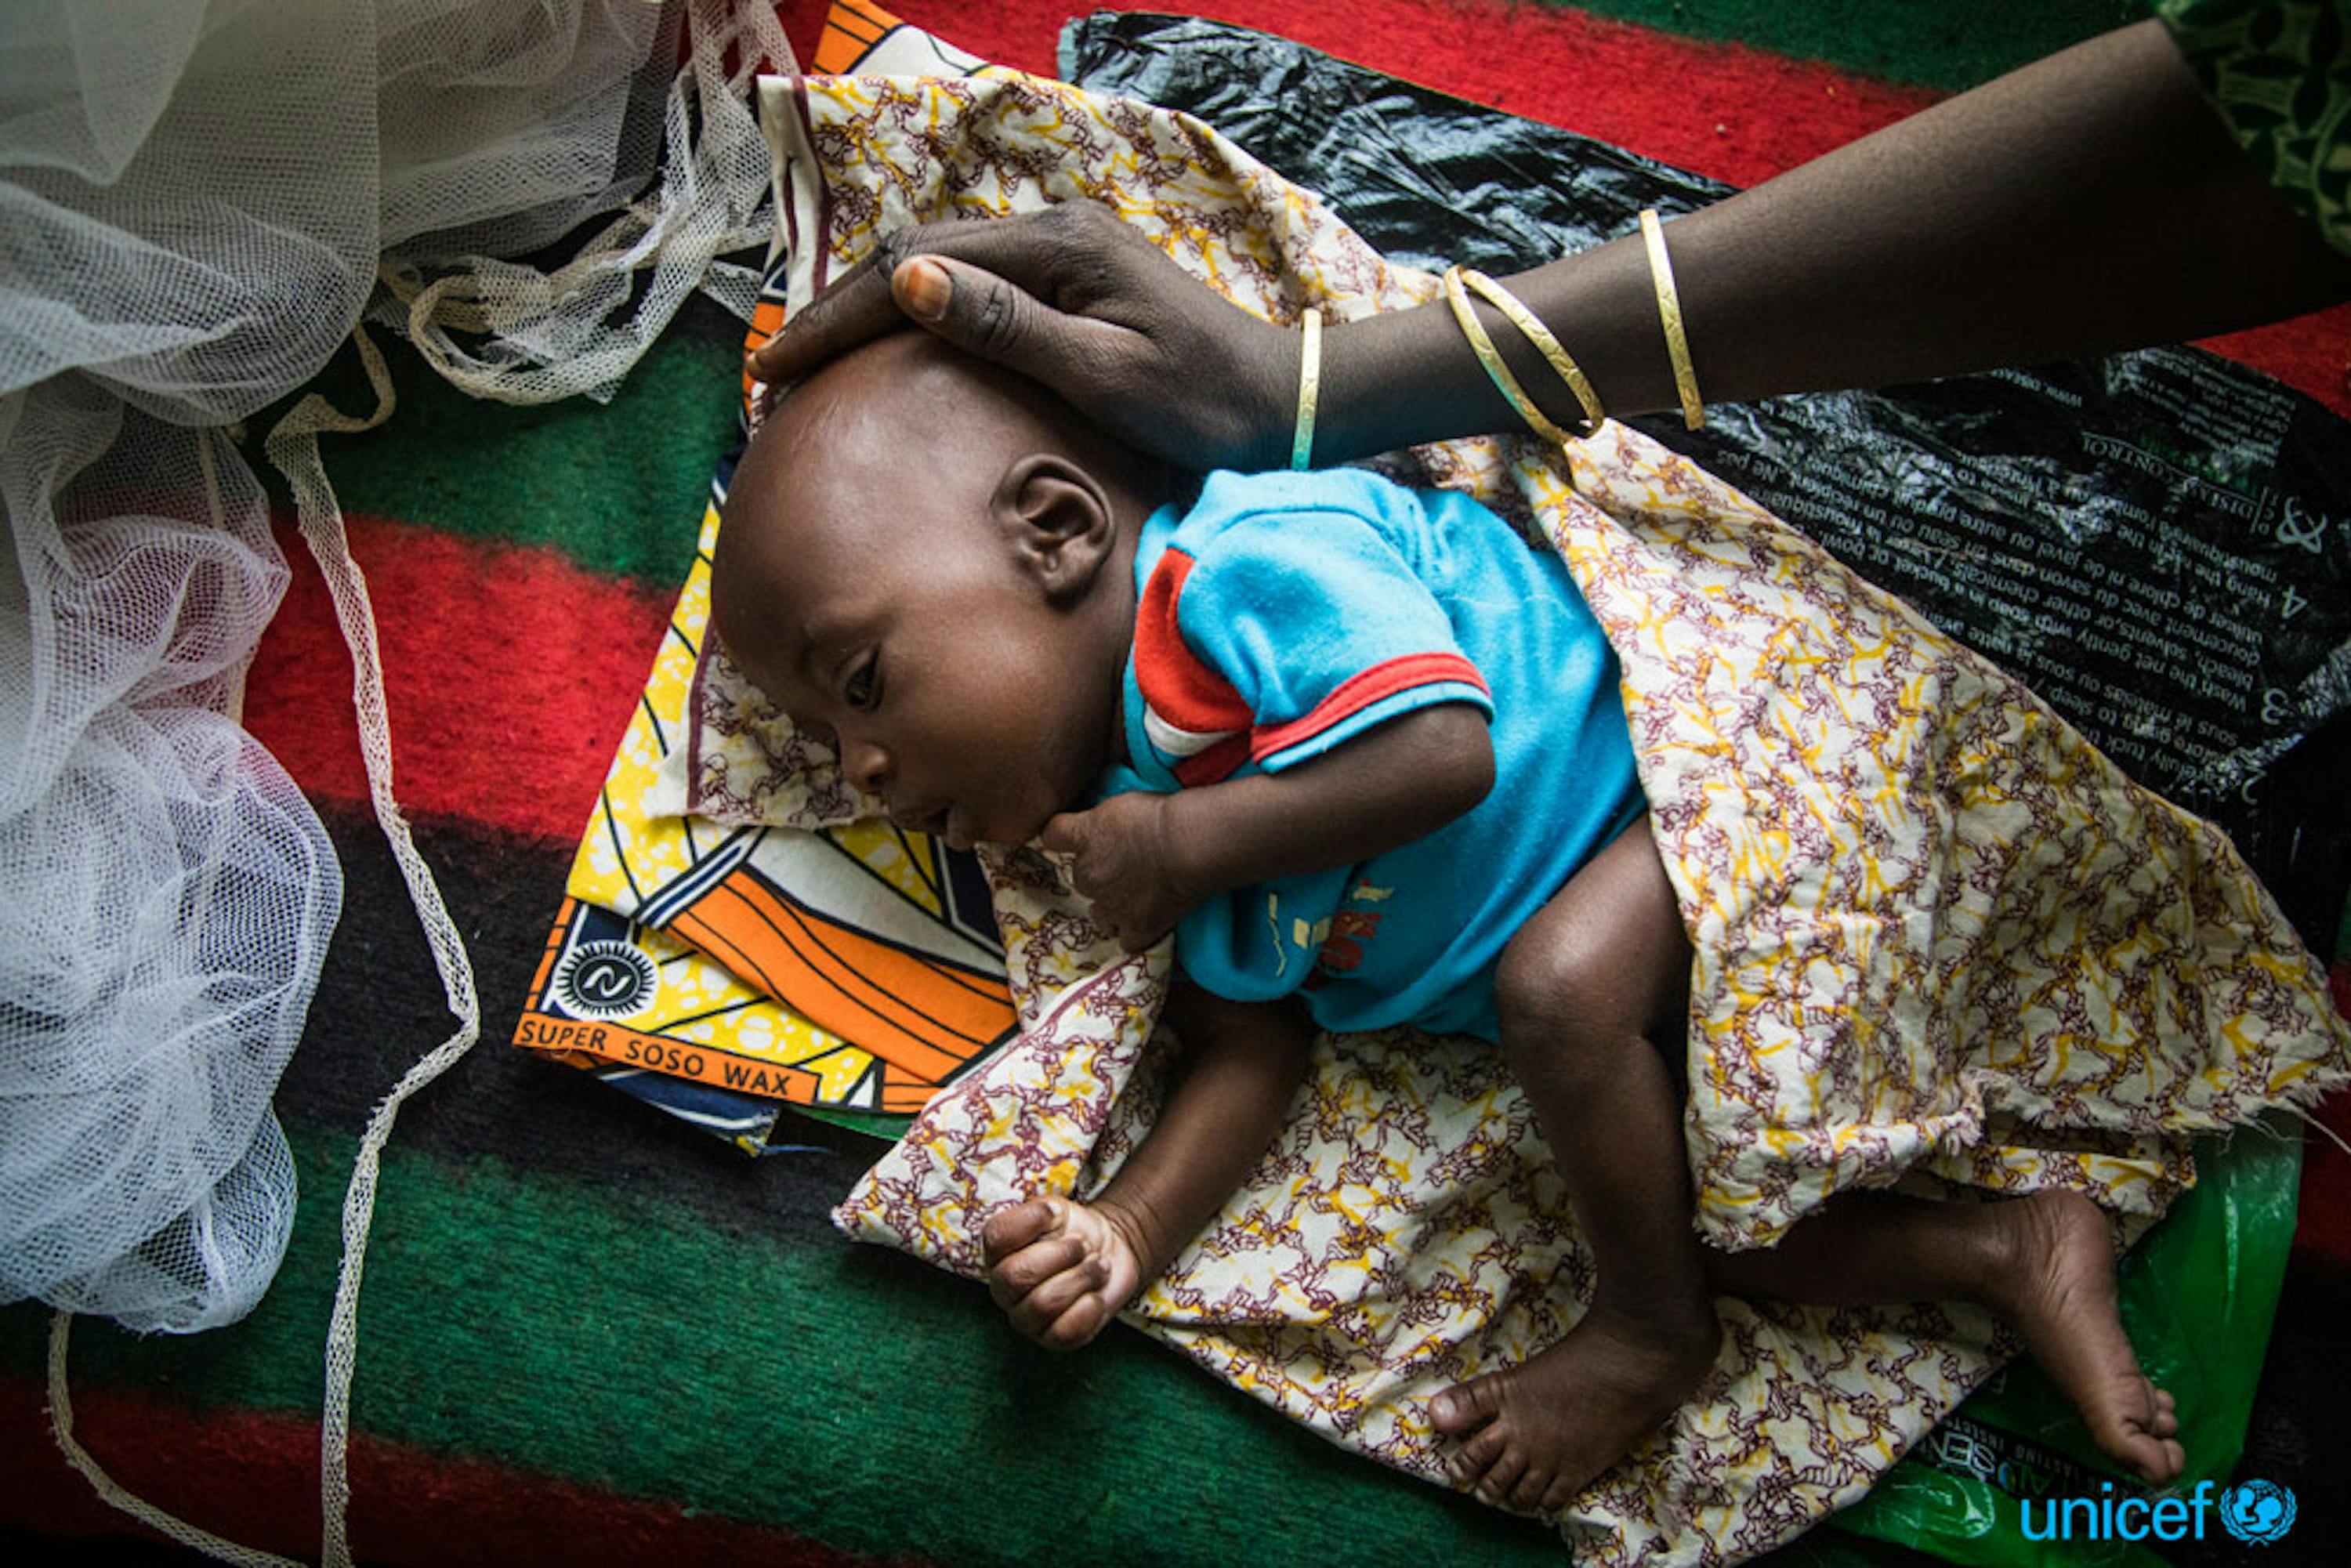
[894,801,974,850]
[895,802,951,838]
[936,804,977,853]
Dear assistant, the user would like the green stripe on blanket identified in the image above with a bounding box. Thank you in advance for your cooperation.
[1534,0,2143,89]
[3,1121,1567,1565]
[262,304,742,585]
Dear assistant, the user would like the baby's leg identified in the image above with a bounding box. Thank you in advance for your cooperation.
[1430,814,1717,1515]
[1708,1189,2184,1483]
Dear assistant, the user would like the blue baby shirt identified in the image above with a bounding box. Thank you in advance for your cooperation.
[1099,468,1644,1041]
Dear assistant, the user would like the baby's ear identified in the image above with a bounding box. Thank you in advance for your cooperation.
[993,453,1115,602]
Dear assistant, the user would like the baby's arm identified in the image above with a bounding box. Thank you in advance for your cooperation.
[980,981,1315,1349]
[1044,701,1494,950]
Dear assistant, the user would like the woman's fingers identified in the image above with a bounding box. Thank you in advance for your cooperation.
[748,202,1292,469]
[748,208,1113,382]
[747,255,900,381]
[1039,1291,1114,1352]
[889,254,1138,392]
[985,1233,1090,1313]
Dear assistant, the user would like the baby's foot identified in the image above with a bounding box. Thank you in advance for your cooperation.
[1988,1189,2184,1484]
[980,1195,1147,1350]
[1430,1301,1719,1516]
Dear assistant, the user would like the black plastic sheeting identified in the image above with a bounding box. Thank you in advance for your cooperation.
[1067,12,2351,948]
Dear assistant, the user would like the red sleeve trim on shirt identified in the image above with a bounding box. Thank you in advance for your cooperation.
[1249,652,1490,763]
[1134,546,1255,739]
[1171,734,1254,788]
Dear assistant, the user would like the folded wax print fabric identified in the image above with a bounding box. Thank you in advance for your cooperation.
[712,68,2351,1564]
[514,335,1018,1135]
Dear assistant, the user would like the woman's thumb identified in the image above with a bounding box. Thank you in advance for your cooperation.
[892,255,956,322]
[890,254,1064,378]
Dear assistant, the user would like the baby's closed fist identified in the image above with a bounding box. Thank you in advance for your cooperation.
[980,1194,1147,1351]
[1038,793,1189,951]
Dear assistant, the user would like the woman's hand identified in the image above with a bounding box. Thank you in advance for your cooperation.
[748,203,1299,472]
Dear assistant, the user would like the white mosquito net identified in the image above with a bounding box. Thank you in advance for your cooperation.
[2,0,786,1335]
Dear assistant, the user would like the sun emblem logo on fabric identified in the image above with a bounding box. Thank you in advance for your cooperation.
[554,940,658,1021]
[2219,1481,2297,1544]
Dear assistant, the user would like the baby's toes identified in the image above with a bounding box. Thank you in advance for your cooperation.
[1450,1418,1512,1489]
[2154,1436,2186,1486]
[1469,1445,1526,1506]
[1505,1462,1556,1515]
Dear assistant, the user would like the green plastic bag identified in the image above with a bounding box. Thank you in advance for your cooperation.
[1832,1122,2306,1566]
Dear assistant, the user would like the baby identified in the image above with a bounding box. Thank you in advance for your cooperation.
[710,330,2183,1513]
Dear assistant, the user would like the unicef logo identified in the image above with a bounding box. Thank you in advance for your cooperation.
[553,940,657,1020]
[2219,1480,2297,1545]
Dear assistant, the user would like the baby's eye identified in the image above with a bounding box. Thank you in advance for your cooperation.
[843,656,880,710]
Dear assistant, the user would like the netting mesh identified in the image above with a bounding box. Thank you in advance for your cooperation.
[0,383,329,1334]
[2,0,788,1338]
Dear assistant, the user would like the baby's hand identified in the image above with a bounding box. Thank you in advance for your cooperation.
[981,1194,1148,1351]
[1038,792,1190,951]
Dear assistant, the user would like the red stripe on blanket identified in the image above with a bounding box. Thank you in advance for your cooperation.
[2193,314,2351,425]
[245,515,673,845]
[0,1378,926,1567]
[2295,969,2351,1268]
[777,0,1940,186]
[768,0,2351,418]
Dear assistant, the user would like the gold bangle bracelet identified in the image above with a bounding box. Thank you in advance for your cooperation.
[1290,306,1323,471]
[1454,266,1604,434]
[1639,208,1704,430]
[1443,266,1584,448]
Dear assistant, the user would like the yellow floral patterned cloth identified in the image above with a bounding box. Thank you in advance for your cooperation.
[735,71,2351,1564]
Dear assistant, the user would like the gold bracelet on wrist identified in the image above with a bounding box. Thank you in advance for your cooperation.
[1454,266,1604,435]
[1443,265,1596,447]
[1290,306,1323,470]
[1639,208,1704,430]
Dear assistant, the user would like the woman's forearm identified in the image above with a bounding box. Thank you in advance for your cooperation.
[1319,19,2351,460]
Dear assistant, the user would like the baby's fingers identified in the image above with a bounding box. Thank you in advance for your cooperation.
[1038,1288,1121,1353]
[981,1195,1064,1266]
[1035,811,1089,860]
[985,1231,1089,1312]
[1005,1255,1114,1348]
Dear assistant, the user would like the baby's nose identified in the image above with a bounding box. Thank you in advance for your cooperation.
[839,736,892,795]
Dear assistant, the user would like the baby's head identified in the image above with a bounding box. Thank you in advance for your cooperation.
[711,331,1168,849]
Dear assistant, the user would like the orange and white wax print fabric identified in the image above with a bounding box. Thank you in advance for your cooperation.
[733,68,2351,1565]
[517,350,1019,1127]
